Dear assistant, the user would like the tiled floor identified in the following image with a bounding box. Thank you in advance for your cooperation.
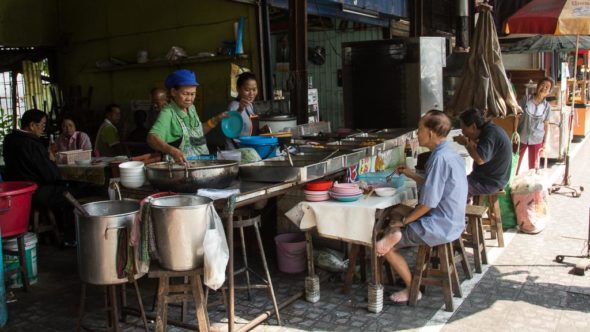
[3,137,590,331]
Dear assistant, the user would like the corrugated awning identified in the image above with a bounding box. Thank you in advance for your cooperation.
[268,0,408,27]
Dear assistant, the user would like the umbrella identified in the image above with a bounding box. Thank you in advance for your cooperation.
[447,4,522,118]
[502,35,590,53]
[505,0,589,195]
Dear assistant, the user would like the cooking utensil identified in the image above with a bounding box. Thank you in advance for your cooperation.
[221,111,244,138]
[364,188,375,200]
[320,149,340,162]
[146,160,238,192]
[63,191,90,218]
[75,200,143,285]
[385,170,398,183]
[150,195,212,270]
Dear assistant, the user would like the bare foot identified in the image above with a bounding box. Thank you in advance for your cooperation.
[376,231,401,256]
[390,288,422,303]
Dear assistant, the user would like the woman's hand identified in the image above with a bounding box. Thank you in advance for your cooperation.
[238,99,252,113]
[168,146,186,163]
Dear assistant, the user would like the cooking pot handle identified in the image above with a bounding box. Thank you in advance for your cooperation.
[104,225,127,240]
[0,196,11,213]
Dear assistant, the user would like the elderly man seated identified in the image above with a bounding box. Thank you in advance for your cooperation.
[375,110,468,304]
[3,109,95,246]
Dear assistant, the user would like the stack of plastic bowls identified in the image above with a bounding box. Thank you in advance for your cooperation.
[118,161,145,188]
[303,180,333,202]
[329,183,363,202]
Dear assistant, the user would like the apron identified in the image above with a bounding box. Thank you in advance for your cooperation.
[171,108,209,158]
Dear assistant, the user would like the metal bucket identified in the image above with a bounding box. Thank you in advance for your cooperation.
[150,195,212,271]
[75,200,143,285]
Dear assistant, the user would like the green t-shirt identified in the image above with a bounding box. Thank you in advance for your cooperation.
[149,101,203,143]
[95,120,120,157]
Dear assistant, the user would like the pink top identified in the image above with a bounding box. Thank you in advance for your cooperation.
[56,131,92,152]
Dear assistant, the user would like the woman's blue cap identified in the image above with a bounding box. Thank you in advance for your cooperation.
[165,69,199,89]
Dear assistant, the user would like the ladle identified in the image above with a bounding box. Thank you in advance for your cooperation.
[63,191,90,218]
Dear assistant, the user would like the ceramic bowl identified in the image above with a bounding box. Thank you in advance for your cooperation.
[374,187,397,197]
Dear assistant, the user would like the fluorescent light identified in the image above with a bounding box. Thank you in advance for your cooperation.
[341,4,379,19]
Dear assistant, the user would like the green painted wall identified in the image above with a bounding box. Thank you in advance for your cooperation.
[0,0,59,47]
[54,0,259,146]
[271,24,383,130]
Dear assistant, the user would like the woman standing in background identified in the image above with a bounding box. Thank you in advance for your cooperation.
[516,77,554,173]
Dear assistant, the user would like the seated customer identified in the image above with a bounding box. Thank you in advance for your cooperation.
[375,110,468,303]
[453,108,512,196]
[55,116,92,152]
[3,109,92,246]
[95,103,126,157]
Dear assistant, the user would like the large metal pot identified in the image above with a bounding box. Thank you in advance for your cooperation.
[150,195,212,271]
[145,160,238,192]
[258,114,297,133]
[75,200,143,285]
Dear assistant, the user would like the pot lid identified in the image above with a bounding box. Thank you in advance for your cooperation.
[259,114,297,121]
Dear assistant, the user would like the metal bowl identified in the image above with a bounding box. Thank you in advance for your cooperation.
[145,160,238,192]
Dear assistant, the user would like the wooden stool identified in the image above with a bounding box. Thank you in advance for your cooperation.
[409,242,462,312]
[76,280,149,332]
[465,205,489,273]
[2,233,30,291]
[148,265,209,332]
[474,191,505,247]
[31,206,61,245]
[452,237,472,280]
[229,210,281,325]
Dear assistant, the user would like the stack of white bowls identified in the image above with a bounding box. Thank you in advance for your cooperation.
[119,161,145,188]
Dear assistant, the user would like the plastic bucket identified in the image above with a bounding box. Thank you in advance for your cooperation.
[0,182,38,238]
[274,233,306,273]
[2,232,38,288]
[239,136,278,159]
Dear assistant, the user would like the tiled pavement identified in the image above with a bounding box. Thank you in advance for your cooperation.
[3,138,590,331]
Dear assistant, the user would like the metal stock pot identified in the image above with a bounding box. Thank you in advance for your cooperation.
[75,200,143,285]
[145,160,238,193]
[150,195,212,271]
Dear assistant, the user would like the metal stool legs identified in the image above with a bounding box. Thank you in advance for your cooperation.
[232,212,281,325]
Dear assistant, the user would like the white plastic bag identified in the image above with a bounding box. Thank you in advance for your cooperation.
[203,204,229,290]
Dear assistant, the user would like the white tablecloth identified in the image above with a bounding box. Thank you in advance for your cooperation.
[285,184,417,245]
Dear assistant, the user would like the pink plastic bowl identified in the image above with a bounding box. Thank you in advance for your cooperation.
[305,194,330,202]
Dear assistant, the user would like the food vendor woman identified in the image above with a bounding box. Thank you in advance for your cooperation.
[147,69,227,162]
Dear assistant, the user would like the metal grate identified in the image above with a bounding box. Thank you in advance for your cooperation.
[0,71,26,121]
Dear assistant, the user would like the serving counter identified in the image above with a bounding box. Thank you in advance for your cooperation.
[118,128,416,331]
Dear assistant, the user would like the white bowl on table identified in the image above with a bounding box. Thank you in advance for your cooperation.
[374,187,397,197]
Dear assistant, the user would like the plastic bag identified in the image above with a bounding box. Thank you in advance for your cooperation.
[511,170,549,234]
[203,204,229,290]
[314,248,348,273]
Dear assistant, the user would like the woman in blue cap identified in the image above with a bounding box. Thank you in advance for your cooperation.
[147,69,227,162]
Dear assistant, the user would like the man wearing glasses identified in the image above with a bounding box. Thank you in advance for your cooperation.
[3,109,83,247]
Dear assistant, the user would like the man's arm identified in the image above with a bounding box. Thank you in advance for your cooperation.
[454,135,485,165]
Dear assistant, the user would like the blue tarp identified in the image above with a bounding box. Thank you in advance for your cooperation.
[268,0,408,27]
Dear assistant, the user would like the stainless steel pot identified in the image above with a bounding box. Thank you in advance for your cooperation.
[145,160,238,192]
[75,200,143,285]
[150,195,212,271]
[258,114,297,133]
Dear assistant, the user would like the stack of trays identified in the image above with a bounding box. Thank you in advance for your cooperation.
[329,183,362,202]
[304,180,333,202]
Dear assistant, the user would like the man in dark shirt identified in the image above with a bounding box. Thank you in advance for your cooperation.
[3,109,86,246]
[453,108,512,196]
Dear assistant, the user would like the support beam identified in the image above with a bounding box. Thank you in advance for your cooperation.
[409,0,424,37]
[288,0,308,125]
